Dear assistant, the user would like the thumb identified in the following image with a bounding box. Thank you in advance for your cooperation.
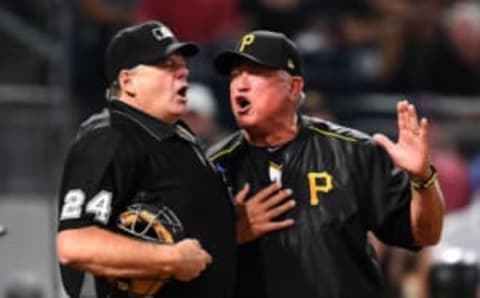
[372,133,395,153]
[235,183,250,204]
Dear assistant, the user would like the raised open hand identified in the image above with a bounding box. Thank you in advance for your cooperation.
[373,100,431,179]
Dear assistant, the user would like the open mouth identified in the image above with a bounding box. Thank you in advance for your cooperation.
[236,95,251,111]
[177,86,188,97]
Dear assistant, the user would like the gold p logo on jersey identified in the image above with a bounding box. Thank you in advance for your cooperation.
[307,172,333,206]
[239,34,255,52]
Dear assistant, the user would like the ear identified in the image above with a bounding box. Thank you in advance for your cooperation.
[288,76,304,104]
[118,69,136,97]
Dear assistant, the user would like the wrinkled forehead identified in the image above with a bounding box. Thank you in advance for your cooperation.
[144,53,189,71]
[231,61,290,77]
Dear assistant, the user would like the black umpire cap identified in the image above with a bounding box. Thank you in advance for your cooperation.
[214,30,303,76]
[105,20,199,82]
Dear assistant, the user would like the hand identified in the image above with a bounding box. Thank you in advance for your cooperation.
[373,100,431,179]
[235,183,295,245]
[171,239,212,282]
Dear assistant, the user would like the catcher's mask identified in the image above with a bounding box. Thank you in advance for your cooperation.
[117,203,184,243]
[111,203,184,296]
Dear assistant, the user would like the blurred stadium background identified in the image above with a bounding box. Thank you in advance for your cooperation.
[0,0,479,297]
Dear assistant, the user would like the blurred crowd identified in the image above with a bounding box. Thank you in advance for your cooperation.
[1,0,480,297]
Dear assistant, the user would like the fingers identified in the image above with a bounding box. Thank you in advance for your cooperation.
[254,188,294,220]
[189,239,212,263]
[264,199,296,220]
[397,100,407,132]
[397,100,432,137]
[398,100,418,131]
[235,182,282,206]
[250,182,282,203]
[372,133,395,152]
[234,183,250,204]
[173,239,212,281]
[177,239,211,262]
[262,219,295,233]
[192,239,212,264]
[245,185,294,219]
[235,183,295,244]
[376,99,432,176]
[407,102,421,133]
[420,117,429,139]
[262,188,293,209]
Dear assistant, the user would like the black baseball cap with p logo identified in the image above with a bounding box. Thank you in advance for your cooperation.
[214,30,303,76]
[105,21,198,82]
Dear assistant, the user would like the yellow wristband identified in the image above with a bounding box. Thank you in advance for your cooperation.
[411,165,437,190]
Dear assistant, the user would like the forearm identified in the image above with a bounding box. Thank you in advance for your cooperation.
[57,226,177,279]
[410,180,445,246]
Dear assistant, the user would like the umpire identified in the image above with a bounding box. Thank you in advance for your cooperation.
[208,30,445,298]
[56,21,236,298]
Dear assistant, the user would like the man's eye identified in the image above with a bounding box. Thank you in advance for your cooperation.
[157,60,187,70]
[162,61,175,69]
[230,71,240,79]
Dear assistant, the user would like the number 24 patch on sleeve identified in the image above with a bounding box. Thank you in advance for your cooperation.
[60,189,113,225]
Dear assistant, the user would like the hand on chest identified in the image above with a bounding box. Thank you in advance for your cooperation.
[243,148,339,208]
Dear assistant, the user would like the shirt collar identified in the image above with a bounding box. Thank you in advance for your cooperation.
[109,100,197,144]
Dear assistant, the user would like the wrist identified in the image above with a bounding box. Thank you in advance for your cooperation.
[415,165,433,180]
[410,165,437,190]
[236,222,253,245]
[155,244,177,278]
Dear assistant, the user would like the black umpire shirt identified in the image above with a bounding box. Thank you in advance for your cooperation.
[57,100,236,298]
[208,114,418,298]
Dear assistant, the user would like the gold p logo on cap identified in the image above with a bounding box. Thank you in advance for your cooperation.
[239,34,255,52]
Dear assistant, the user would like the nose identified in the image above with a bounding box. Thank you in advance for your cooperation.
[232,71,250,92]
[176,65,189,80]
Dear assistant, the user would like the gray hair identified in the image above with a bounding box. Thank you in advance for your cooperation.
[105,80,121,101]
[279,69,305,108]
[298,91,306,108]
[105,65,141,101]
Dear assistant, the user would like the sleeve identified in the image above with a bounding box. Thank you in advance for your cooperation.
[362,144,418,250]
[57,128,137,231]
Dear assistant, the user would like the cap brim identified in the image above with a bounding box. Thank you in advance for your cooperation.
[166,42,199,57]
[214,51,268,76]
[145,42,199,66]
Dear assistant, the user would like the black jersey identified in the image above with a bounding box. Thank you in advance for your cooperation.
[58,100,236,298]
[208,114,417,298]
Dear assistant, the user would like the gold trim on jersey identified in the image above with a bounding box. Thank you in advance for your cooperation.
[209,141,242,162]
[308,126,358,143]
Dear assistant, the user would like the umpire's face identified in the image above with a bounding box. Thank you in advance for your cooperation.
[229,62,303,131]
[119,53,190,124]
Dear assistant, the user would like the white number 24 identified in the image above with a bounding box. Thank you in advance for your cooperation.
[60,189,112,224]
